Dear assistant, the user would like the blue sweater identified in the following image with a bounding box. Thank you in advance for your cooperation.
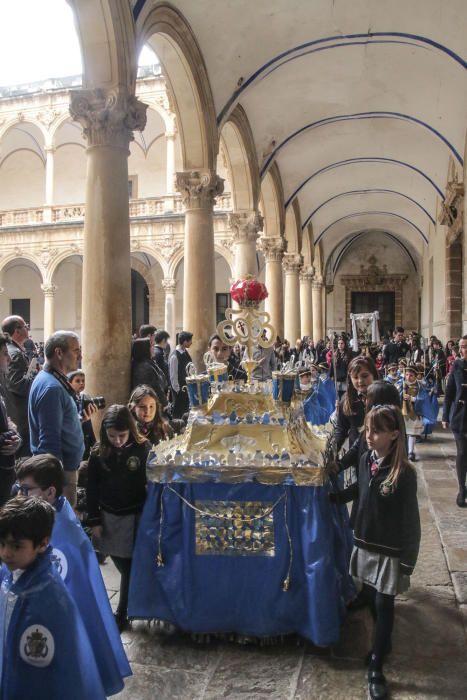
[28,370,84,470]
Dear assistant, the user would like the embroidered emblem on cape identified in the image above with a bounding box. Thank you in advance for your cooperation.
[20,625,55,666]
[51,547,68,580]
[127,456,140,472]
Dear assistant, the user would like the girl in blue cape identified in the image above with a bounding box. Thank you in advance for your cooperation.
[16,454,131,696]
[0,496,106,700]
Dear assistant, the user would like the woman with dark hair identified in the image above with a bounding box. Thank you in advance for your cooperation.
[207,334,247,381]
[327,337,353,399]
[445,339,458,375]
[334,356,379,450]
[131,337,168,412]
[87,404,150,629]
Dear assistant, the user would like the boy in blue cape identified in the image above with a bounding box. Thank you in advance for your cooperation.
[0,496,106,700]
[16,455,131,696]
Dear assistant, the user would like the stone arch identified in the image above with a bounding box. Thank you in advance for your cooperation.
[136,2,218,169]
[130,242,168,277]
[49,248,83,284]
[69,0,137,92]
[260,164,285,240]
[0,253,45,283]
[0,117,48,144]
[213,246,234,277]
[220,104,259,211]
[284,198,302,254]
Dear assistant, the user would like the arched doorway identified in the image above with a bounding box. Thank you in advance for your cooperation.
[131,269,149,333]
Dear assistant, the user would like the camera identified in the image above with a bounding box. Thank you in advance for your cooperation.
[82,395,106,411]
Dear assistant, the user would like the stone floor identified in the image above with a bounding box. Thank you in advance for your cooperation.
[102,428,467,699]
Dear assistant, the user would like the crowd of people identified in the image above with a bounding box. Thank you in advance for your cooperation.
[0,314,464,699]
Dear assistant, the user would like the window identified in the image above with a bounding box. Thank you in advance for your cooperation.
[216,293,231,325]
[128,176,138,199]
[11,299,30,326]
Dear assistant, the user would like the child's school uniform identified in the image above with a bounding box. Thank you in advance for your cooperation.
[337,450,420,595]
[87,440,150,558]
[51,496,131,695]
[0,547,106,700]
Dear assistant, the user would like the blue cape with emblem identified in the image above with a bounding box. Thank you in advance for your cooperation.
[51,497,131,695]
[0,548,106,700]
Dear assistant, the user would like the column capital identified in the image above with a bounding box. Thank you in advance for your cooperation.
[41,284,58,297]
[69,88,148,150]
[162,277,177,294]
[282,252,303,274]
[228,210,263,244]
[311,275,324,289]
[300,266,315,283]
[259,236,285,262]
[175,170,224,210]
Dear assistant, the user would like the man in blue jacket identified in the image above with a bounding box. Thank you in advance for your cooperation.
[28,332,91,507]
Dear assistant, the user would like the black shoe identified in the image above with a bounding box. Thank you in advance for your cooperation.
[368,669,388,699]
[456,489,466,508]
[408,452,416,461]
[114,611,131,632]
[347,591,368,612]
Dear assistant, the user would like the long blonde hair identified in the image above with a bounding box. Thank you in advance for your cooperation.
[365,404,411,493]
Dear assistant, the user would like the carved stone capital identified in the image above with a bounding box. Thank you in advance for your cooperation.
[41,284,58,297]
[69,88,148,149]
[162,278,177,294]
[312,276,324,289]
[259,236,285,262]
[282,252,303,275]
[439,177,464,244]
[300,266,315,283]
[175,170,224,210]
[228,210,263,244]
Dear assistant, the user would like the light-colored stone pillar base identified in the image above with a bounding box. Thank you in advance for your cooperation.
[176,170,224,369]
[41,284,57,340]
[300,267,314,338]
[260,237,285,340]
[70,88,147,404]
[162,278,177,344]
[283,253,302,344]
[312,278,324,342]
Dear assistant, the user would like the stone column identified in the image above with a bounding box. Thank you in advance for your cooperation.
[41,284,57,340]
[166,131,176,195]
[70,88,147,404]
[175,170,224,368]
[162,278,177,344]
[259,237,285,339]
[300,267,314,338]
[312,276,324,341]
[282,253,302,343]
[229,210,263,278]
[43,145,56,223]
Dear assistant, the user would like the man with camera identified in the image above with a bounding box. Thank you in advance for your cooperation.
[28,331,96,507]
[0,315,39,456]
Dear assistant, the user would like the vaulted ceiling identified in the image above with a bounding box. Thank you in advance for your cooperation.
[154,0,466,263]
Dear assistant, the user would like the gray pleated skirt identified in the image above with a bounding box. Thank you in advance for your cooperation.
[350,546,411,596]
[99,510,139,559]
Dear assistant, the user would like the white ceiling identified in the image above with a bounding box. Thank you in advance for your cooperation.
[166,0,467,261]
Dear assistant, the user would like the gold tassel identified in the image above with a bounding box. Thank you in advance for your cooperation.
[156,552,164,567]
[282,577,290,592]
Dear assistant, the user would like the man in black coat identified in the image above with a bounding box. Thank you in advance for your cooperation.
[1,315,39,456]
[442,335,467,507]
[168,331,193,418]
[0,332,22,504]
[154,329,170,382]
[382,327,409,366]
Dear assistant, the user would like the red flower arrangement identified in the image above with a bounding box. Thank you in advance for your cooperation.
[230,277,268,307]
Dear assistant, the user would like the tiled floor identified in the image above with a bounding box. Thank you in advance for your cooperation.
[102,428,467,699]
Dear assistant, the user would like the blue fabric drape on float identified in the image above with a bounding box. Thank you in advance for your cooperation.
[129,482,354,645]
